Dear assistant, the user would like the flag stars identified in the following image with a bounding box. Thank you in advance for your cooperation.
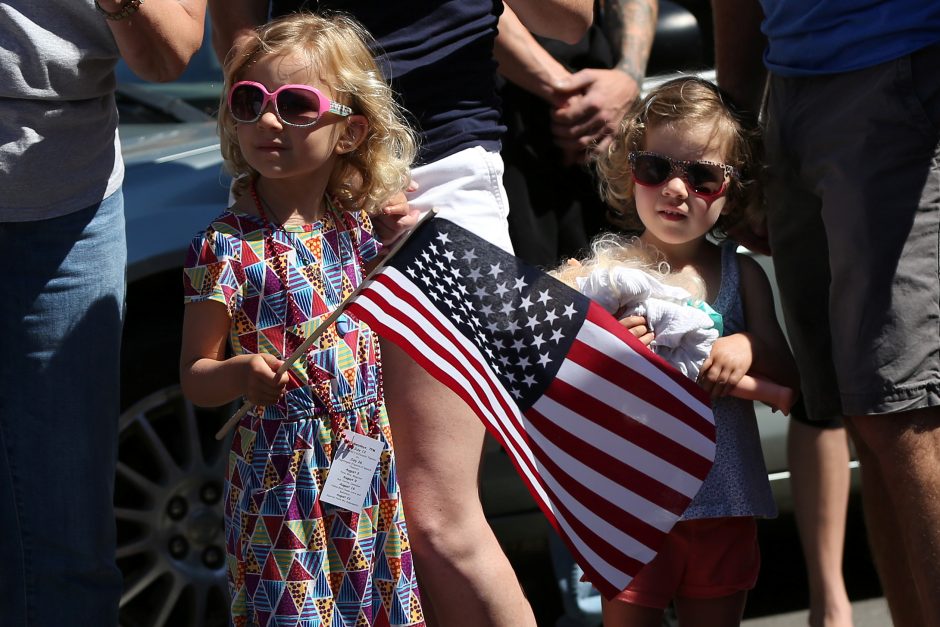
[489,263,503,279]
[537,352,552,367]
[467,267,483,281]
[551,328,565,343]
[442,249,456,263]
[462,248,477,263]
[522,373,537,387]
[513,276,527,291]
[563,303,578,319]
[519,295,533,311]
[525,315,540,331]
[494,282,509,298]
[537,290,552,306]
[435,232,451,246]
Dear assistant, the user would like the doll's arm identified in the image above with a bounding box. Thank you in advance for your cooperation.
[730,374,797,416]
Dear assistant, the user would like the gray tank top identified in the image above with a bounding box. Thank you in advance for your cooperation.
[682,242,777,520]
[0,1,123,220]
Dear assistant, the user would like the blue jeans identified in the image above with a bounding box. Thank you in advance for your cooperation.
[0,191,126,625]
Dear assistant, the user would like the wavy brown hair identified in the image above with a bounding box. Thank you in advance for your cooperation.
[218,12,417,213]
[594,76,762,238]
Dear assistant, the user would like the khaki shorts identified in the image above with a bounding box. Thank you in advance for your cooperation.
[763,42,940,421]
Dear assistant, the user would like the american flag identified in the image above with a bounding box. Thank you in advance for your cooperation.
[346,217,716,599]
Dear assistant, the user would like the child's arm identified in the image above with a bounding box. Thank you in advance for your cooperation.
[698,255,800,400]
[179,300,288,407]
[730,374,798,415]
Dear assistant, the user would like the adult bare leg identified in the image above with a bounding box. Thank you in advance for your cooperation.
[845,407,940,627]
[787,421,853,627]
[380,341,537,627]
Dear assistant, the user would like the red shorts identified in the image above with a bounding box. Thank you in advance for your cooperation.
[614,517,760,610]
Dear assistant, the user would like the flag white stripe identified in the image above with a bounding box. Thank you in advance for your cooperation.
[581,318,713,418]
[532,392,704,498]
[522,409,677,535]
[537,474,640,590]
[560,337,715,460]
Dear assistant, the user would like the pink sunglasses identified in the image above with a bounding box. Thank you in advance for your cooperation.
[228,80,352,127]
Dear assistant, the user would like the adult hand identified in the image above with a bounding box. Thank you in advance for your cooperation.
[550,68,641,165]
[373,181,422,247]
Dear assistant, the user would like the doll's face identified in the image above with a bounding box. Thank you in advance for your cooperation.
[633,120,732,250]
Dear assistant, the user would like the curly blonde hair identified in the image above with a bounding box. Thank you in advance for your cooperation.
[594,76,761,237]
[218,12,417,213]
[550,232,707,303]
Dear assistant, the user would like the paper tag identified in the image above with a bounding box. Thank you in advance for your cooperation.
[320,430,383,512]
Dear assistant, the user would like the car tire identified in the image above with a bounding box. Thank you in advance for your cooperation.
[116,310,234,627]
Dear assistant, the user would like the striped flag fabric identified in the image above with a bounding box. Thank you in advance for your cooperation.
[346,216,716,599]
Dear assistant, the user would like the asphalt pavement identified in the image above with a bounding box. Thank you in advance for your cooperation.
[742,597,890,626]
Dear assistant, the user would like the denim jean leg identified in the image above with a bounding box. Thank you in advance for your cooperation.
[0,190,126,625]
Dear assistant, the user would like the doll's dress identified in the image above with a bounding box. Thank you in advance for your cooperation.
[183,204,425,626]
[575,265,720,379]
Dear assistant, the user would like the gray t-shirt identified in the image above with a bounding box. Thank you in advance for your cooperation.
[0,1,124,221]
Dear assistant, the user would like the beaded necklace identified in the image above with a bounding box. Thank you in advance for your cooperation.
[247,178,383,439]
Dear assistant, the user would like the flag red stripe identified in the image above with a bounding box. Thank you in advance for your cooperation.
[566,336,715,441]
[523,407,671,550]
[524,400,692,516]
[517,437,650,583]
[545,375,714,481]
[585,303,712,406]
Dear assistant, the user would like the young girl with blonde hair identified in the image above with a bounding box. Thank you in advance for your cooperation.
[179,13,423,626]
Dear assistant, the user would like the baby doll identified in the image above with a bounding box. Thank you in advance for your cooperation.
[551,233,796,414]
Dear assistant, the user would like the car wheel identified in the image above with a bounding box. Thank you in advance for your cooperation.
[115,384,234,627]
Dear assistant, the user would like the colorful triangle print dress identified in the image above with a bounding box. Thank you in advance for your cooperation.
[183,204,425,627]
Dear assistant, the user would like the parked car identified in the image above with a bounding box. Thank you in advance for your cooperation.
[110,8,858,627]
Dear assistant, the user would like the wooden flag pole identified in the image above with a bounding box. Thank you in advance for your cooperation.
[214,209,437,440]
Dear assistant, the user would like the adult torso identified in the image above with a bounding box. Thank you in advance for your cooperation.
[0,1,123,220]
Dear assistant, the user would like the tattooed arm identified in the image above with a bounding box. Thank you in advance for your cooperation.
[549,0,658,164]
